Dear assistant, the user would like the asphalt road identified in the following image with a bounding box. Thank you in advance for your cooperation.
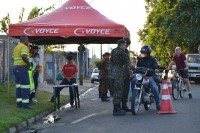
[21,83,200,133]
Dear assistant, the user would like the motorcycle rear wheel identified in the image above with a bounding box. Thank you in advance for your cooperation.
[143,95,153,110]
[143,102,151,110]
[131,90,140,115]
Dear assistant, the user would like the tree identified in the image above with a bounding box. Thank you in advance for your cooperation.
[0,13,10,34]
[138,0,178,66]
[0,5,55,35]
[138,0,200,66]
[18,7,25,22]
[166,0,200,53]
[27,5,54,20]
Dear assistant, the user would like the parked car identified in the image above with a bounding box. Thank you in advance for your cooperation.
[91,68,99,83]
[186,54,200,83]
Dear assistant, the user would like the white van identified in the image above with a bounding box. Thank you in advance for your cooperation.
[186,54,200,83]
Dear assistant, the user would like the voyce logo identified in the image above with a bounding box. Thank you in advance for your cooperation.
[65,6,92,10]
[74,28,110,36]
[24,28,59,35]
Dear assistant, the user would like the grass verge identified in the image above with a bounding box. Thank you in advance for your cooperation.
[0,83,68,133]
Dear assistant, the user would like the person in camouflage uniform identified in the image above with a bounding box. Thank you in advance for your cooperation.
[99,52,111,102]
[110,39,129,116]
[97,60,102,98]
[121,38,132,112]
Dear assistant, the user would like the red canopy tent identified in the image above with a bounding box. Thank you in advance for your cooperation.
[8,0,130,45]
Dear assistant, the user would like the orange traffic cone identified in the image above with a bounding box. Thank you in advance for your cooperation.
[167,78,172,95]
[158,80,176,114]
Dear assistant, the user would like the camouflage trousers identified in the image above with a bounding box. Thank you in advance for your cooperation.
[98,79,102,92]
[122,76,130,103]
[112,77,125,105]
[101,78,110,94]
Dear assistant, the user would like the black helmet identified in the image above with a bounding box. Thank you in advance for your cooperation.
[140,45,152,55]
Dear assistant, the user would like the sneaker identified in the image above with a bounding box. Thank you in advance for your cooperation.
[32,98,38,103]
[122,106,131,112]
[182,88,187,91]
[188,93,192,99]
[156,105,160,111]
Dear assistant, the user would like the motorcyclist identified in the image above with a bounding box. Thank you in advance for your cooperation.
[131,45,160,110]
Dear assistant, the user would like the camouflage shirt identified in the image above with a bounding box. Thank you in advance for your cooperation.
[99,59,110,79]
[110,47,129,79]
[124,49,131,76]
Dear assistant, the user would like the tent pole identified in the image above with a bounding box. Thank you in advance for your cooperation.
[78,44,84,85]
[100,44,102,60]
[7,36,10,100]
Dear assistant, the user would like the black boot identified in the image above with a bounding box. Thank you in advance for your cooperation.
[101,93,109,102]
[99,91,101,98]
[113,104,126,116]
[122,102,131,112]
[106,93,110,98]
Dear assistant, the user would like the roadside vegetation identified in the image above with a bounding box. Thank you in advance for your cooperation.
[138,0,200,66]
[0,83,68,133]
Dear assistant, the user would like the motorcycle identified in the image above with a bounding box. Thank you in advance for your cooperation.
[131,67,159,115]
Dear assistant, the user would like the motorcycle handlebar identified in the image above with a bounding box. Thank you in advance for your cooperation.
[133,67,156,76]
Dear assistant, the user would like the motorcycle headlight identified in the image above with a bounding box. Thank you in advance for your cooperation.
[136,74,142,80]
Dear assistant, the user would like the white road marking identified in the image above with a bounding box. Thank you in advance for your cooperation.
[71,113,97,124]
[80,87,96,97]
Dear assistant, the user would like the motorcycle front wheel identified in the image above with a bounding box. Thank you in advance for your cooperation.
[131,90,141,115]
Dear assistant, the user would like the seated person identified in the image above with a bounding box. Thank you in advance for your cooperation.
[131,45,160,110]
[49,55,78,107]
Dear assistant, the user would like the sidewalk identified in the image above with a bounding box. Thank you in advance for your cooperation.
[7,79,96,133]
[38,79,96,96]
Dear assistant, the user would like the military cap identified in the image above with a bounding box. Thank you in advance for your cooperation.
[117,39,126,46]
[123,38,131,46]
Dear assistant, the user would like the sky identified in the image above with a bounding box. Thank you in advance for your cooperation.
[0,0,147,58]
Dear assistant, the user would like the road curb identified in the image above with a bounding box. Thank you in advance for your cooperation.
[5,83,96,133]
[7,109,54,133]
